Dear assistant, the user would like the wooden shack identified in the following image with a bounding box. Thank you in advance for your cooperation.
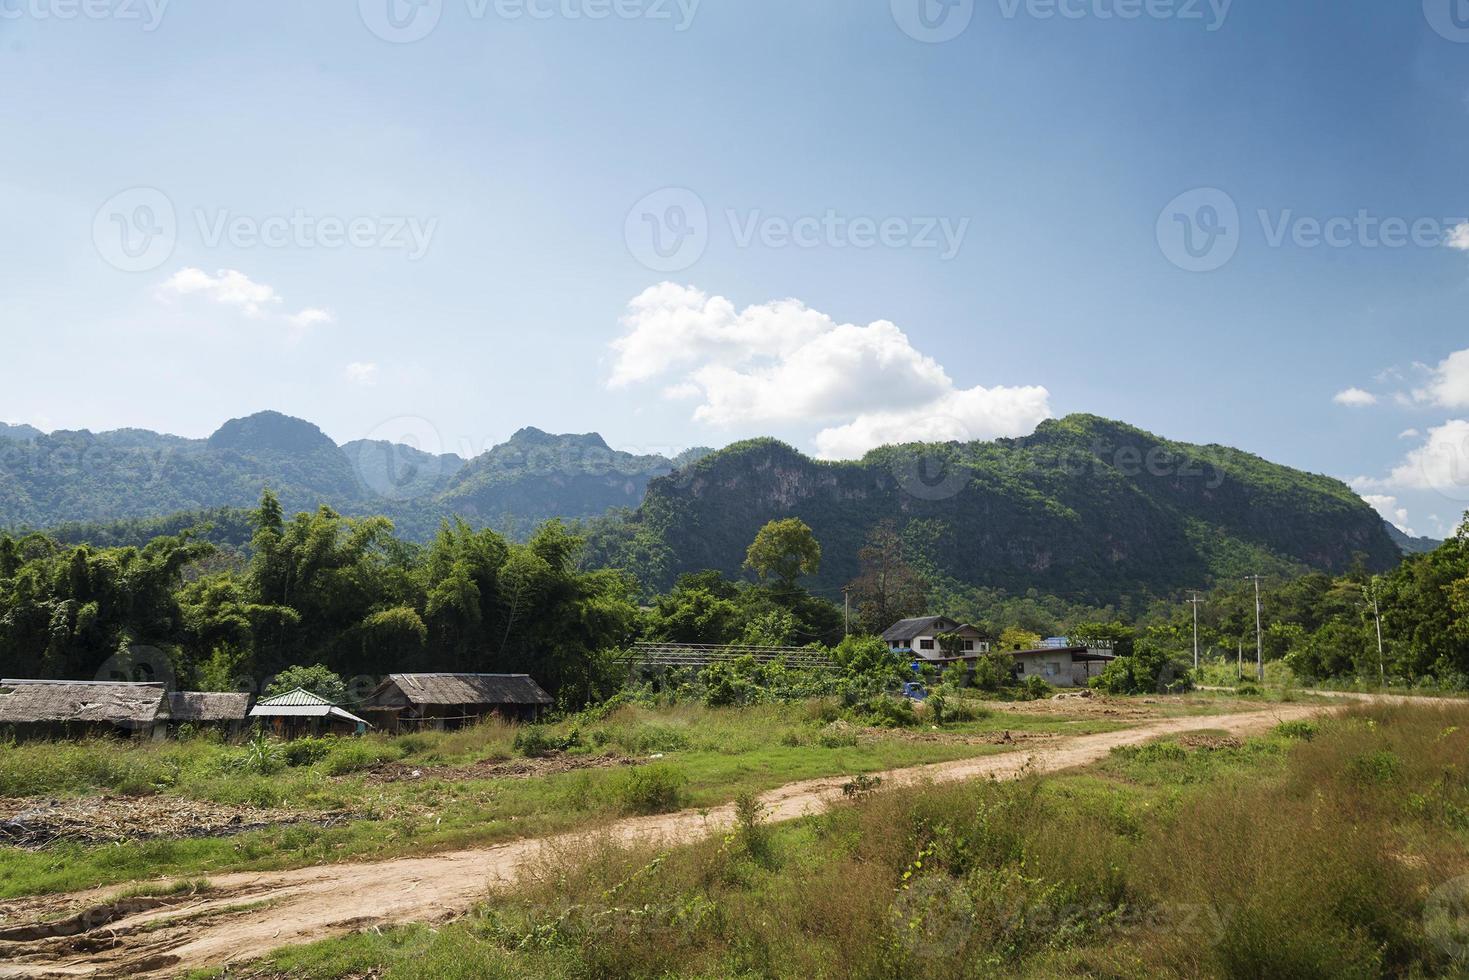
[247,688,370,738]
[360,673,553,732]
[163,691,252,736]
[0,679,168,739]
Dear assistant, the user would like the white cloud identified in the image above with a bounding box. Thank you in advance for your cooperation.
[1333,387,1378,407]
[1413,349,1469,408]
[155,269,333,339]
[609,283,1052,458]
[1359,494,1415,536]
[345,362,379,386]
[288,307,336,330]
[1356,420,1469,502]
[156,268,281,318]
[1448,221,1469,251]
[1399,428,1421,440]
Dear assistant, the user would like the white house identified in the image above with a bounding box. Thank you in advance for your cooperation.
[881,616,991,660]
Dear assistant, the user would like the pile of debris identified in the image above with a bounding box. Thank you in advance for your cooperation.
[0,796,357,849]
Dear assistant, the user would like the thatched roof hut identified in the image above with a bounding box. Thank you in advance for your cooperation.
[163,691,252,730]
[361,673,553,731]
[0,680,167,736]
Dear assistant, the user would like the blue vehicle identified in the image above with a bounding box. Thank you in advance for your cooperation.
[901,681,928,702]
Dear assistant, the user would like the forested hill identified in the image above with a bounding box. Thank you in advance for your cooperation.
[0,411,684,541]
[587,415,1403,601]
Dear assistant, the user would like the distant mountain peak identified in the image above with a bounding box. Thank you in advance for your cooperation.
[207,411,337,455]
[507,427,610,452]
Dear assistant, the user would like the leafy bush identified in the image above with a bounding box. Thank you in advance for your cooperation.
[322,740,401,776]
[1094,643,1195,695]
[283,737,332,767]
[1276,720,1318,741]
[513,727,560,758]
[865,695,919,728]
[1022,676,1053,700]
[616,763,688,814]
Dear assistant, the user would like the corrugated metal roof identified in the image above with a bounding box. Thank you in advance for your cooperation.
[254,688,334,708]
[377,673,553,707]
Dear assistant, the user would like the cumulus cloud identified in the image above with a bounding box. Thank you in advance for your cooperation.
[344,362,379,386]
[1333,387,1378,407]
[608,284,1052,458]
[1355,420,1469,500]
[1448,222,1469,251]
[156,268,281,317]
[156,269,334,338]
[1359,493,1414,536]
[1412,349,1469,408]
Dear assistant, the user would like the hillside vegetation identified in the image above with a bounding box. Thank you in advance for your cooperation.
[588,414,1400,601]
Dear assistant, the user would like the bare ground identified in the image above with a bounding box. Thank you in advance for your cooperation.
[0,702,1324,979]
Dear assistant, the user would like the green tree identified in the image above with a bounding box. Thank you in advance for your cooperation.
[266,663,347,704]
[743,518,821,591]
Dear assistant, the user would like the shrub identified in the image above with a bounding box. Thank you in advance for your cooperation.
[283,737,332,767]
[1023,676,1053,700]
[323,740,401,776]
[616,763,688,814]
[1276,720,1317,741]
[513,727,560,758]
[865,695,919,728]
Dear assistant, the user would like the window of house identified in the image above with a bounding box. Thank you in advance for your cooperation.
[962,640,975,651]
[919,639,935,651]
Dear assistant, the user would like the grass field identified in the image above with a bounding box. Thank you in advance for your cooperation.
[0,695,1168,900]
[214,699,1469,980]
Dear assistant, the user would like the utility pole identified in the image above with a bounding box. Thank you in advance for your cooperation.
[1246,575,1264,683]
[841,586,850,637]
[1366,578,1385,688]
[1186,591,1204,673]
[1237,637,1243,681]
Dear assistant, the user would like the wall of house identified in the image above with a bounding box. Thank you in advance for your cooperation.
[1013,652,1076,687]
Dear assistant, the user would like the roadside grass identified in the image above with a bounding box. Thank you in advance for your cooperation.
[231,700,1469,980]
[0,701,1123,900]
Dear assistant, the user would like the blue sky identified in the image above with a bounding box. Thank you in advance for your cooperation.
[4,1,1469,535]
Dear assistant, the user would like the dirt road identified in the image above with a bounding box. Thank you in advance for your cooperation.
[0,703,1323,979]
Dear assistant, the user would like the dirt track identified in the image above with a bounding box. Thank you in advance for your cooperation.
[0,703,1324,978]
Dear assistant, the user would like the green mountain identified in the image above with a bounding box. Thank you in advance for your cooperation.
[0,412,677,540]
[1385,523,1442,555]
[594,414,1402,601]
